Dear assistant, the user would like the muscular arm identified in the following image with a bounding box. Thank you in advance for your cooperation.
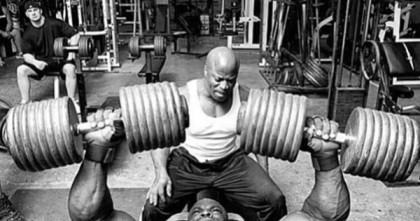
[68,110,135,221]
[282,118,350,221]
[301,165,350,220]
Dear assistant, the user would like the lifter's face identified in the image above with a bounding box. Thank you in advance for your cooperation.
[25,7,42,22]
[204,63,238,103]
[188,198,227,221]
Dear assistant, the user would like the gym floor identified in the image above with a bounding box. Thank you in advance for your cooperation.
[1,36,420,221]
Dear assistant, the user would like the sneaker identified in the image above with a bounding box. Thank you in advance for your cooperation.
[0,193,25,221]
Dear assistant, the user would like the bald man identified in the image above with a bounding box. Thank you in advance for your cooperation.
[142,46,286,220]
[68,47,350,221]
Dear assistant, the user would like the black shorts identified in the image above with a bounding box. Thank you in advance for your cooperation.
[19,60,75,80]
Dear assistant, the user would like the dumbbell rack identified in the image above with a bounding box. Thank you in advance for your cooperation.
[63,0,121,72]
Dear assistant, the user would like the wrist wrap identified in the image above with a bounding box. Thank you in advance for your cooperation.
[311,155,339,171]
[85,145,115,163]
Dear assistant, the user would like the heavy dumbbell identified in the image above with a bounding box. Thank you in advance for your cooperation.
[129,35,166,58]
[0,82,189,172]
[53,36,94,59]
[237,88,420,182]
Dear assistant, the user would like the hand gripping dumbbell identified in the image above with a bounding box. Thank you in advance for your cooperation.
[53,35,95,59]
[0,82,189,172]
[236,89,420,182]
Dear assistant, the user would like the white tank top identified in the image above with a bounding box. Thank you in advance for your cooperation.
[182,80,240,162]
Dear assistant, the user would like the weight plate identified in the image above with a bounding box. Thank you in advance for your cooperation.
[369,111,391,178]
[377,112,398,180]
[267,92,285,157]
[8,105,29,171]
[282,94,300,161]
[289,95,307,162]
[403,119,420,179]
[170,82,186,145]
[35,101,58,169]
[239,90,255,152]
[244,90,261,154]
[341,107,367,174]
[44,99,66,167]
[129,36,141,58]
[155,84,171,147]
[394,116,414,181]
[354,108,375,175]
[18,104,40,171]
[27,102,49,170]
[147,84,164,148]
[119,87,136,152]
[274,93,292,159]
[253,89,269,155]
[361,109,383,176]
[140,85,157,151]
[384,114,406,181]
[260,90,277,156]
[162,82,180,146]
[51,98,71,166]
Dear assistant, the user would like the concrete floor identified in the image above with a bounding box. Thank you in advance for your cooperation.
[1,36,420,220]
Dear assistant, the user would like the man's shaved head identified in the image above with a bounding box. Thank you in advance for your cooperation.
[203,47,240,102]
[205,47,240,75]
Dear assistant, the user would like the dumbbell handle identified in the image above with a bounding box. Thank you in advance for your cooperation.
[71,120,115,135]
[304,127,352,145]
[63,45,79,52]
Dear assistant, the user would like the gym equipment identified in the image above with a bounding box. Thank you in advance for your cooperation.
[327,0,369,131]
[128,35,166,58]
[0,82,188,171]
[360,40,420,115]
[1,97,83,171]
[53,36,95,59]
[119,82,189,153]
[129,35,167,83]
[237,88,420,182]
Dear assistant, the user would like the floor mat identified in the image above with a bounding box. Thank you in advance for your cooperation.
[10,188,147,221]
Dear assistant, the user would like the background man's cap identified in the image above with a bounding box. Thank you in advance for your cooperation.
[24,0,42,11]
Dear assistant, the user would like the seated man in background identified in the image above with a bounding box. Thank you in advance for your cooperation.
[0,0,11,66]
[16,0,79,105]
[67,109,350,221]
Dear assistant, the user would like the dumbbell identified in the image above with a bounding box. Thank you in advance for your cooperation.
[237,89,420,182]
[53,36,94,59]
[0,82,189,172]
[129,35,166,58]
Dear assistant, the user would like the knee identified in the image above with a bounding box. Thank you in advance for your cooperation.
[63,64,76,79]
[16,65,30,78]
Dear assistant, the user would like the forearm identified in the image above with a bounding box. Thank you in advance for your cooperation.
[69,160,114,221]
[302,166,350,221]
[151,148,170,177]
